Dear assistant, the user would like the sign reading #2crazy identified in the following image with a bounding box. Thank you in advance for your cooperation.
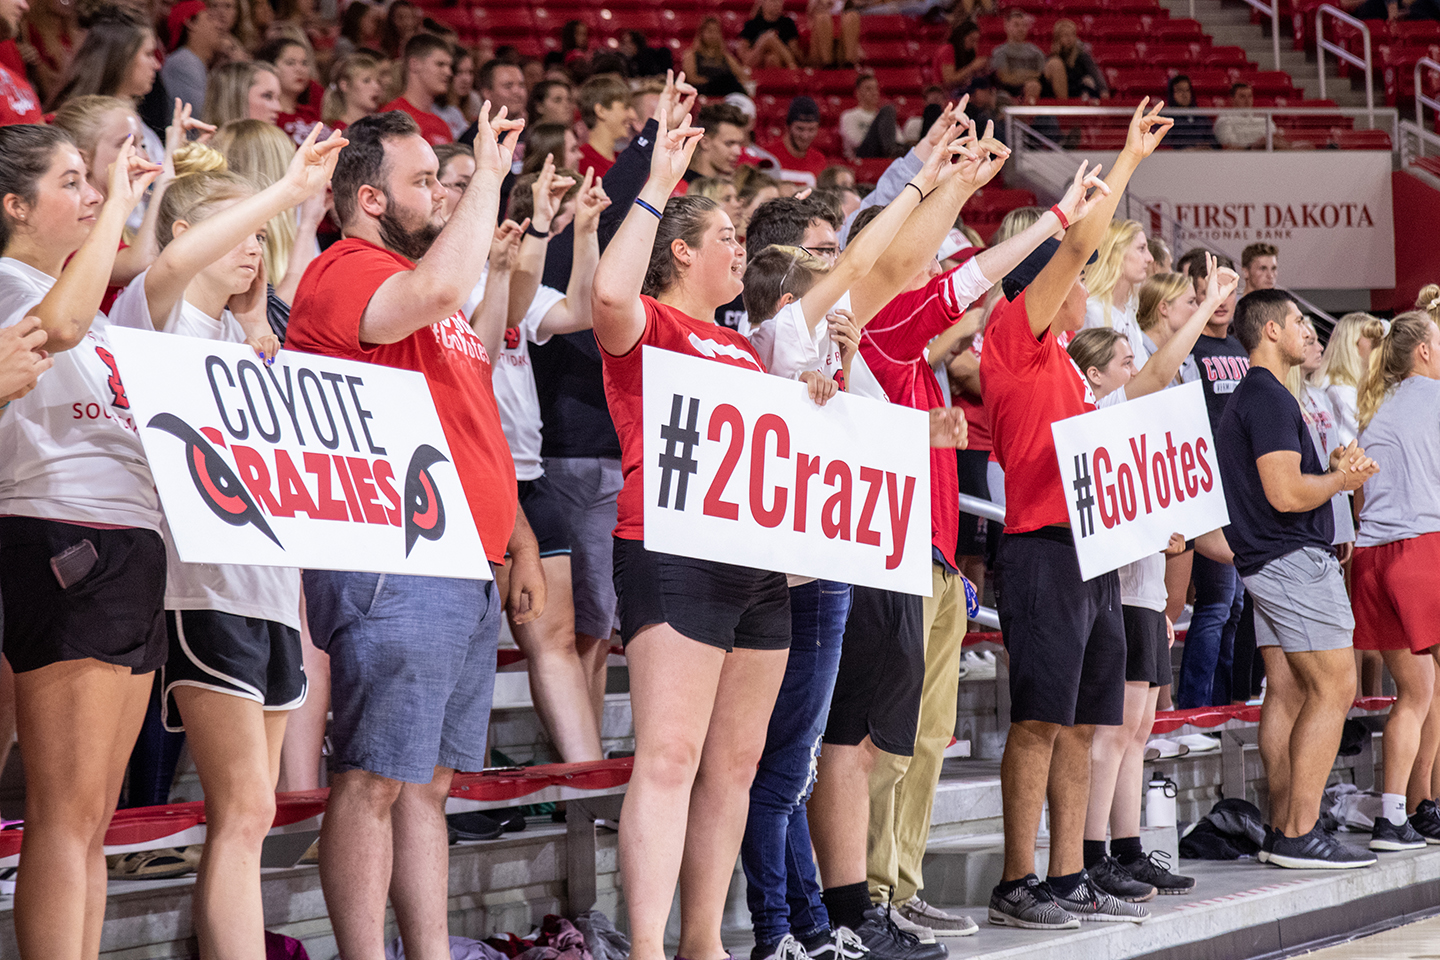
[642,346,932,597]
[107,326,490,579]
[1051,381,1229,581]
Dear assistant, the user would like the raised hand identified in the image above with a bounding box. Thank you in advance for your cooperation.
[166,98,216,171]
[649,105,705,191]
[915,96,966,163]
[490,218,526,272]
[574,168,611,234]
[1122,98,1174,160]
[1203,253,1240,302]
[474,101,526,178]
[283,124,348,200]
[1055,159,1110,226]
[529,153,577,231]
[107,136,164,211]
[655,69,699,131]
[947,119,1010,190]
[912,121,964,193]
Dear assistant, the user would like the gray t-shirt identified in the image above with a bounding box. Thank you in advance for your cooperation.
[1356,375,1440,547]
[161,48,207,116]
[989,42,1045,84]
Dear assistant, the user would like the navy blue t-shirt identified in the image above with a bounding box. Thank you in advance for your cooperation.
[1216,366,1334,576]
[1190,332,1249,436]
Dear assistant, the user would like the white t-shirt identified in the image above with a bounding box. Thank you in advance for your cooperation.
[0,258,162,530]
[1324,380,1359,447]
[494,285,567,481]
[1300,382,1355,546]
[749,291,889,402]
[108,272,302,627]
[1084,295,1149,370]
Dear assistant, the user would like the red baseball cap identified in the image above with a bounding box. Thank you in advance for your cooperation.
[168,0,208,52]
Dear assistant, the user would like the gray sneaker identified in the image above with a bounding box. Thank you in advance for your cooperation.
[896,896,978,937]
[987,875,1080,930]
[1051,873,1149,923]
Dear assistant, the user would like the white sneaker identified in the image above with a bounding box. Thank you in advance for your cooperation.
[1144,738,1189,761]
[897,896,979,937]
[885,906,936,943]
[1174,733,1221,754]
[961,650,996,680]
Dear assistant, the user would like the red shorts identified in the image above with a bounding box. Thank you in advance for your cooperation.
[1352,531,1440,653]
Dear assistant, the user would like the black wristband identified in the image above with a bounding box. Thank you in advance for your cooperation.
[526,223,551,239]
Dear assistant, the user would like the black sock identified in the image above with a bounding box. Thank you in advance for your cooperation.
[1111,836,1144,864]
[821,882,872,931]
[1083,838,1108,869]
[995,874,1033,896]
[1047,870,1084,897]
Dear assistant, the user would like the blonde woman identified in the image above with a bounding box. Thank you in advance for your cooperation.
[1416,283,1440,325]
[1314,311,1386,446]
[1083,218,1152,360]
[210,119,325,304]
[687,176,742,223]
[204,60,283,127]
[993,204,1049,244]
[322,51,384,129]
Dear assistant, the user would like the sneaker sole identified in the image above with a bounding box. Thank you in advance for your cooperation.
[1257,850,1271,863]
[930,926,979,938]
[1369,838,1429,852]
[1268,852,1377,869]
[1063,908,1148,923]
[1155,884,1196,895]
[1108,887,1157,903]
[987,908,1080,930]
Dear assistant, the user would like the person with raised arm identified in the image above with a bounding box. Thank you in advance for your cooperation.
[980,99,1173,930]
[105,124,344,959]
[590,104,837,960]
[0,127,161,959]
[282,103,545,960]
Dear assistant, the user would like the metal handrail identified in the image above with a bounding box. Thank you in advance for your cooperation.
[1316,4,1375,125]
[1414,56,1440,156]
[1001,104,1399,151]
[1243,0,1283,71]
[1399,118,1440,168]
[955,494,1003,630]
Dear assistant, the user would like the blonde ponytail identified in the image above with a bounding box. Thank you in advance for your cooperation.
[1358,310,1432,430]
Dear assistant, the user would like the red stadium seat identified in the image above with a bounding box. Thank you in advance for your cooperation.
[1148,17,1203,38]
[1135,40,1201,65]
[1089,42,1139,65]
[869,66,926,94]
[750,67,803,95]
[1110,67,1172,98]
[1199,46,1253,68]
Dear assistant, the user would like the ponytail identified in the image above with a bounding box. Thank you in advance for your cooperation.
[1358,310,1432,430]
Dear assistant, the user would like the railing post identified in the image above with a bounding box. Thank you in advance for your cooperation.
[1270,0,1281,72]
[1317,8,1328,102]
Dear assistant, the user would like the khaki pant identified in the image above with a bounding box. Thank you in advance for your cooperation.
[866,562,968,903]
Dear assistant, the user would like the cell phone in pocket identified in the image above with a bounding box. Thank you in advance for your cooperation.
[50,539,99,589]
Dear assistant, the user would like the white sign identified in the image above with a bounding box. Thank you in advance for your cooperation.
[106,326,491,579]
[1051,381,1229,580]
[642,346,932,596]
[1017,150,1394,290]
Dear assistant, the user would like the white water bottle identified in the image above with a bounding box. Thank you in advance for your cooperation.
[1146,776,1178,827]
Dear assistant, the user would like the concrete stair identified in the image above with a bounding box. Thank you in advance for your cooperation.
[1159,0,1373,108]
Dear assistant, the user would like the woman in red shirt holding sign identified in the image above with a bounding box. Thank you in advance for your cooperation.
[589,86,836,960]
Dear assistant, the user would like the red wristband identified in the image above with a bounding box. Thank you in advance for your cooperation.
[1050,204,1070,230]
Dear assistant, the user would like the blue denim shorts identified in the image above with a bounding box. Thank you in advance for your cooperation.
[303,570,501,783]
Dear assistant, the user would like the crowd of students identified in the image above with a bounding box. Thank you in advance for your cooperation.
[2,1,1440,959]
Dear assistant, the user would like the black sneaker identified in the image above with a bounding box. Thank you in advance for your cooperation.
[1121,850,1195,895]
[447,811,505,841]
[1258,824,1276,863]
[1269,825,1377,869]
[1370,816,1428,852]
[987,874,1080,930]
[1051,872,1148,923]
[854,907,947,960]
[1088,855,1156,903]
[751,934,809,960]
[805,926,867,960]
[1409,799,1440,844]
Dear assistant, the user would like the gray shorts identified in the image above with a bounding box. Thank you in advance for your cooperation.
[1242,546,1354,654]
[303,571,501,783]
[542,456,623,640]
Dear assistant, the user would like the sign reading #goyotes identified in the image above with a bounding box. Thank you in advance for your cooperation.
[106,327,491,579]
[1051,381,1229,582]
[641,346,933,597]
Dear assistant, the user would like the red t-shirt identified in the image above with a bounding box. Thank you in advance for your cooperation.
[0,60,42,125]
[951,333,991,452]
[381,96,452,146]
[285,237,516,562]
[577,141,614,180]
[979,290,1096,534]
[759,135,830,180]
[858,268,967,569]
[278,103,323,148]
[602,295,766,541]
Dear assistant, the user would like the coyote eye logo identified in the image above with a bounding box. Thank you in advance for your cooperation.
[404,444,449,556]
[148,413,282,548]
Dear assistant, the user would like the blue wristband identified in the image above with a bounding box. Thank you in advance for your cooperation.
[634,198,664,220]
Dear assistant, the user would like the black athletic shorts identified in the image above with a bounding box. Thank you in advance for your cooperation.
[995,526,1125,726]
[1123,604,1171,688]
[823,585,925,756]
[517,474,573,558]
[612,537,790,651]
[161,609,308,731]
[0,516,166,674]
[955,449,993,559]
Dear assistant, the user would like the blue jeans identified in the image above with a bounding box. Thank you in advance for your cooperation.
[1177,555,1244,708]
[741,580,852,949]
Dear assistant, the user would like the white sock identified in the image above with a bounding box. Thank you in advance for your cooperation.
[1383,792,1407,826]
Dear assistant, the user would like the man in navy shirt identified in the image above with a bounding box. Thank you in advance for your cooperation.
[1217,289,1378,871]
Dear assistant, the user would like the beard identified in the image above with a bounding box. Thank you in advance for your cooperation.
[378,196,442,262]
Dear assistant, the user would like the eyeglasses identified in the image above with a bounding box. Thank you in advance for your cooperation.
[799,244,839,263]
